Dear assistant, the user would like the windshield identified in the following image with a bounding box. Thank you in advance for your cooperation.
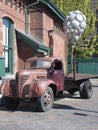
[25,60,52,69]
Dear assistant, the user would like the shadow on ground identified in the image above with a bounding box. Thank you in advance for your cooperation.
[0,92,97,115]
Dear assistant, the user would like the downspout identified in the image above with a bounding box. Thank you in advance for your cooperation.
[25,7,29,34]
[25,0,40,34]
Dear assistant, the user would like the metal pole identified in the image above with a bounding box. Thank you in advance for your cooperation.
[71,45,74,73]
[71,44,75,79]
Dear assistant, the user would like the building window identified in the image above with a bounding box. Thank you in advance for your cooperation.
[2,17,13,74]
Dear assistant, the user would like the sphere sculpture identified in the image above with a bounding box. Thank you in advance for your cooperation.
[63,10,86,44]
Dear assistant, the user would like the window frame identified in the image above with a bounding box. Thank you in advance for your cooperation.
[2,17,14,74]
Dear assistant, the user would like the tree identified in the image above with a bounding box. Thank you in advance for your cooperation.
[51,0,97,58]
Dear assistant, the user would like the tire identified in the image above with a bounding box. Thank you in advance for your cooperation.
[37,87,54,112]
[3,96,19,110]
[79,80,93,99]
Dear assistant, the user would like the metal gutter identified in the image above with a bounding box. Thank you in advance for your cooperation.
[28,0,40,8]
[39,0,65,21]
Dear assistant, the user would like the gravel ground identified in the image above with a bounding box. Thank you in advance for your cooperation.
[0,78,98,130]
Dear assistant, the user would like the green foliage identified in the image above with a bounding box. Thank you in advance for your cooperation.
[51,0,98,58]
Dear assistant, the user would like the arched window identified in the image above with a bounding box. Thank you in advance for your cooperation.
[2,17,13,74]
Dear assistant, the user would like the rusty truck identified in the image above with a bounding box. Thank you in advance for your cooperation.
[0,57,95,112]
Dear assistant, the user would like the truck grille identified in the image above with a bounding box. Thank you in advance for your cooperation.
[22,85,30,98]
[20,75,29,87]
[10,79,18,97]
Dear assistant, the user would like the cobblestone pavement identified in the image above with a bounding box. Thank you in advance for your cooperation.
[0,86,98,130]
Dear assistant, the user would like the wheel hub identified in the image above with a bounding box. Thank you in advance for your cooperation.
[44,92,51,106]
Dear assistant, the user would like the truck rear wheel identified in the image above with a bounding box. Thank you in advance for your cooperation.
[3,96,19,110]
[37,87,54,112]
[79,80,93,99]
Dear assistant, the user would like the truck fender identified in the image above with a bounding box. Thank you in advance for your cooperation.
[36,79,56,97]
[0,79,11,97]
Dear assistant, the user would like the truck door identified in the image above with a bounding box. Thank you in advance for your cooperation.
[51,60,64,92]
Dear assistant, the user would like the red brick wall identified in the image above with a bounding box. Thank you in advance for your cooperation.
[0,1,26,73]
[30,9,43,42]
[43,10,53,47]
[17,40,34,70]
[30,7,66,73]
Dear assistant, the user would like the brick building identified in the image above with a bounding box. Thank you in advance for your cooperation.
[0,0,66,78]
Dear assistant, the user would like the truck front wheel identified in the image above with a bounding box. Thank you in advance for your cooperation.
[79,80,93,99]
[37,87,54,112]
[3,96,19,110]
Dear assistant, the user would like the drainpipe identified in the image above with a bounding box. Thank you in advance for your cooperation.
[25,7,29,34]
[25,0,40,34]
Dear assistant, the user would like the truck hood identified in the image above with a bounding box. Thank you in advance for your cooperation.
[16,69,48,81]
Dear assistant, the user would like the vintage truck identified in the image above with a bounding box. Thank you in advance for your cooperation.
[0,57,95,112]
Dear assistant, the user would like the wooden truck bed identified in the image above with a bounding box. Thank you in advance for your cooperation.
[65,73,98,81]
[64,73,98,95]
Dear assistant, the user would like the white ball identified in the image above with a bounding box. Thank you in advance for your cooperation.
[69,13,76,21]
[67,29,70,33]
[78,28,84,34]
[76,14,83,22]
[80,21,86,29]
[74,29,79,35]
[69,28,75,33]
[83,14,86,21]
[67,21,71,26]
[65,15,69,22]
[71,20,80,29]
[74,35,80,41]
